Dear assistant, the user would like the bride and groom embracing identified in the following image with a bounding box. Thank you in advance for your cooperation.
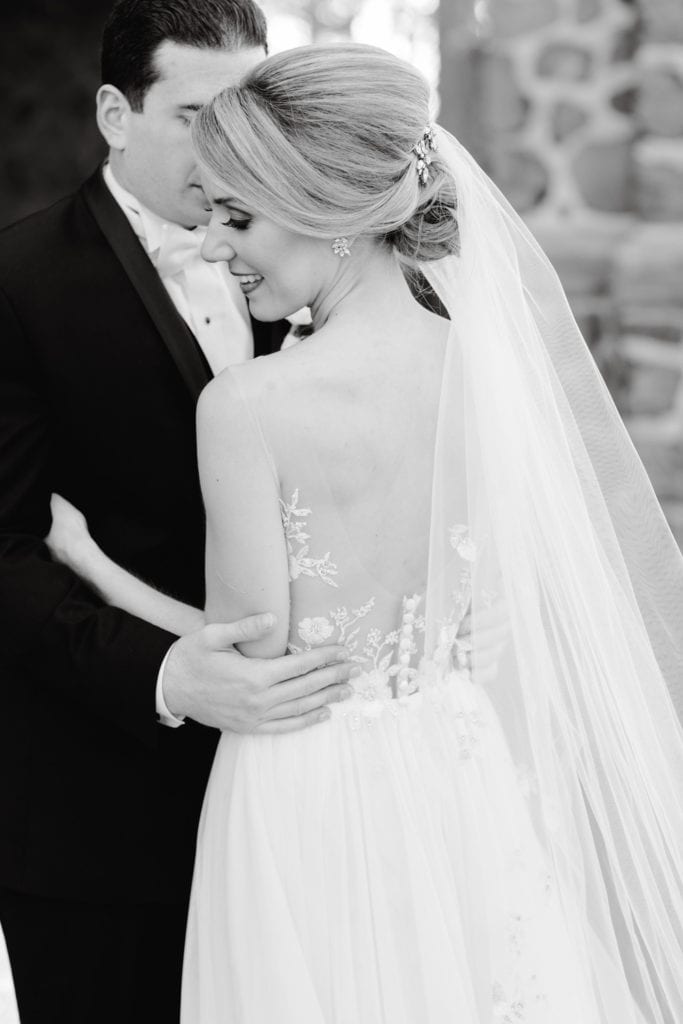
[3,0,683,1022]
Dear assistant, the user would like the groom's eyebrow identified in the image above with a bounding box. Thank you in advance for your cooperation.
[178,103,203,112]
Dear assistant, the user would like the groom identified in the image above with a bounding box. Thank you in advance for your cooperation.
[0,1,353,1021]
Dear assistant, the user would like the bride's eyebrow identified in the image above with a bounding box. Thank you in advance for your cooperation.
[211,197,249,211]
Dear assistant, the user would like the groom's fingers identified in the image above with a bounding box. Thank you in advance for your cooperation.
[263,662,355,713]
[255,707,335,735]
[202,621,350,677]
[261,682,352,724]
[203,614,278,649]
[266,645,351,686]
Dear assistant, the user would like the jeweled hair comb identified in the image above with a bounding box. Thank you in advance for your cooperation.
[412,124,437,187]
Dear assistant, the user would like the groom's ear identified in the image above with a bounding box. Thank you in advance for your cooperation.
[96,84,132,151]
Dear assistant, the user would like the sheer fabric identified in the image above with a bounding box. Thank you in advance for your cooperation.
[182,129,683,1022]
[422,129,683,1021]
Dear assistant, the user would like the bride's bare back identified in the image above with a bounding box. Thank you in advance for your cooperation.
[197,302,449,697]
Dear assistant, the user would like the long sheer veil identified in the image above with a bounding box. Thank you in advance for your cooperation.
[422,127,683,1020]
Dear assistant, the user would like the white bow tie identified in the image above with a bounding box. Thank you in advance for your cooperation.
[155,221,208,279]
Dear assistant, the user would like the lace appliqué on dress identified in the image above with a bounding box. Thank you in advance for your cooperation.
[280,489,339,587]
[291,597,427,703]
[432,523,478,672]
[283,490,426,700]
[490,839,554,1021]
[492,912,550,1022]
[292,601,376,660]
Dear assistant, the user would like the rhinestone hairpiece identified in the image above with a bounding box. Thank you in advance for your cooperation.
[412,124,437,187]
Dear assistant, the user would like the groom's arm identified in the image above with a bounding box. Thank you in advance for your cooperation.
[0,284,174,748]
[0,286,353,742]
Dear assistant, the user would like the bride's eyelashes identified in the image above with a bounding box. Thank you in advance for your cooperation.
[203,208,251,231]
[221,217,250,230]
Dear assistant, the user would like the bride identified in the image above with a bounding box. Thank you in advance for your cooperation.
[49,43,683,1023]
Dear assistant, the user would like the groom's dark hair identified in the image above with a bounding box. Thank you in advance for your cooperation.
[101,0,267,112]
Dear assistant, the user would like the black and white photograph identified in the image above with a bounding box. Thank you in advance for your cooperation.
[2,0,683,1021]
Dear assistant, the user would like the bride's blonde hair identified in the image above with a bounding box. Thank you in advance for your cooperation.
[192,43,459,264]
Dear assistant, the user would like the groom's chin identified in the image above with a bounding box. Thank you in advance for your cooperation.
[166,189,211,229]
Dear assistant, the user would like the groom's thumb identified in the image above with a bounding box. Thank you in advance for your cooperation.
[207,614,276,650]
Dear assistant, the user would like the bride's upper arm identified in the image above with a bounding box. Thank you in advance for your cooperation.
[196,370,290,658]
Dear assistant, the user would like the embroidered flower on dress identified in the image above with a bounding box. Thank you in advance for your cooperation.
[280,490,339,588]
[492,982,527,1022]
[449,524,477,562]
[281,492,430,699]
[297,617,335,647]
[330,600,376,659]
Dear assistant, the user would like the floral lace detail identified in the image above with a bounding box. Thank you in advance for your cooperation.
[431,524,478,672]
[492,935,549,1022]
[490,839,555,1022]
[281,490,431,700]
[453,705,486,760]
[281,494,506,706]
[434,524,502,679]
[330,601,377,658]
[493,981,527,1022]
[280,489,338,588]
[290,596,427,703]
[297,617,335,646]
[291,601,374,659]
[449,523,477,562]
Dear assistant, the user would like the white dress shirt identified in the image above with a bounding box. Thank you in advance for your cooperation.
[103,165,254,725]
[103,163,253,375]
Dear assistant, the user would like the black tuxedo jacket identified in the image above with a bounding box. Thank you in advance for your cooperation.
[0,169,287,904]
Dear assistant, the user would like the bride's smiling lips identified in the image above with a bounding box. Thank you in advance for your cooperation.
[231,271,264,295]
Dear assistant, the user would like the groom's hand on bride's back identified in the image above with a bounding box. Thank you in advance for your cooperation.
[162,614,355,733]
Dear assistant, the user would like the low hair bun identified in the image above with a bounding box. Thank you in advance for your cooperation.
[388,158,460,265]
[193,43,461,267]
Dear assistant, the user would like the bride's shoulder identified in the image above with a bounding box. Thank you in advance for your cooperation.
[201,350,284,404]
[197,348,306,441]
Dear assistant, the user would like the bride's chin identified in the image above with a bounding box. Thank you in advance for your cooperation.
[248,292,296,323]
[247,296,289,324]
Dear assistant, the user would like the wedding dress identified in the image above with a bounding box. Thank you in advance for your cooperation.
[183,496,612,1023]
[181,129,683,1023]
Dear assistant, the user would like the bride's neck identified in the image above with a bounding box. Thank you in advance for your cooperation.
[309,243,418,335]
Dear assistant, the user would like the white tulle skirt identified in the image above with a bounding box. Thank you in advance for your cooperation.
[181,671,642,1023]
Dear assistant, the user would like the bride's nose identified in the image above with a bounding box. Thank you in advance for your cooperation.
[201,225,235,264]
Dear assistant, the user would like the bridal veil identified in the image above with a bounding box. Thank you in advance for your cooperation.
[422,126,683,1020]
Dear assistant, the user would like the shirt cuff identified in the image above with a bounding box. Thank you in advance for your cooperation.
[156,644,186,728]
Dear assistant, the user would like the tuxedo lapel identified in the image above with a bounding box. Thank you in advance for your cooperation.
[81,168,211,402]
[251,315,291,358]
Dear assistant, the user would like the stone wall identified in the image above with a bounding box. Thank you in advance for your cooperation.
[619,0,683,545]
[448,0,683,546]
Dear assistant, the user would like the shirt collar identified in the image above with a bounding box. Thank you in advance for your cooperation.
[102,162,175,257]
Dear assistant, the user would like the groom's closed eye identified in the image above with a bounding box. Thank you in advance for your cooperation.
[177,103,202,126]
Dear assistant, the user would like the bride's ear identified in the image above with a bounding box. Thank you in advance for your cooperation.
[96,84,131,151]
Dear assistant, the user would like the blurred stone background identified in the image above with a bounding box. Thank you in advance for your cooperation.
[1,0,682,545]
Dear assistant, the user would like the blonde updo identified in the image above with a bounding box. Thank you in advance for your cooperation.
[192,43,459,265]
